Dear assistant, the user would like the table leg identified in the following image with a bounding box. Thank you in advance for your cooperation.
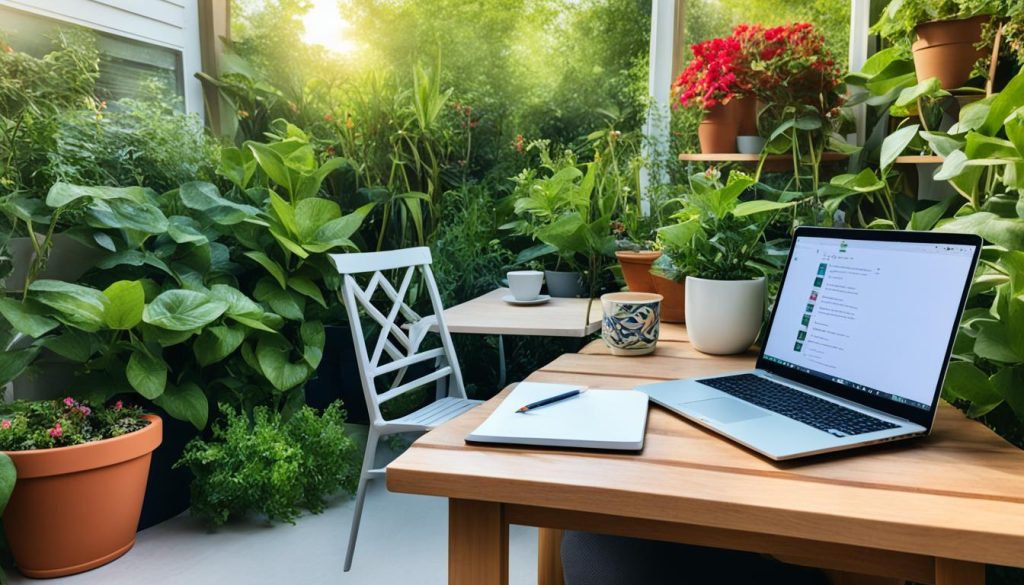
[537,528,564,585]
[449,499,508,585]
[935,558,984,585]
[497,334,507,388]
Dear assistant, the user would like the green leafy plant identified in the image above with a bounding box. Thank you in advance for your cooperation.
[0,397,146,451]
[657,171,791,281]
[175,402,358,528]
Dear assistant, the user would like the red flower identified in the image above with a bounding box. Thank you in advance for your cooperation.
[323,113,333,122]
[49,423,63,438]
[114,400,123,411]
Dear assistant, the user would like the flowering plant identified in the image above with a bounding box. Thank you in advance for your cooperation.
[733,23,845,116]
[0,398,147,451]
[672,36,750,109]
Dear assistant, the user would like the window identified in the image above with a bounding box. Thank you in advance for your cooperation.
[0,6,185,108]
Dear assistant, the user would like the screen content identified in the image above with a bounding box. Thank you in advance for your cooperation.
[762,236,976,410]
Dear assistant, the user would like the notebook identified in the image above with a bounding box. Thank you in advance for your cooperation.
[466,382,649,450]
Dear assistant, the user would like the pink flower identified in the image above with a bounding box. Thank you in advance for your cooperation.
[49,423,63,438]
[1,420,10,429]
[78,405,92,417]
[63,397,76,408]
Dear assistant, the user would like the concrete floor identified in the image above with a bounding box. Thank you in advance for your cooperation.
[10,479,540,585]
[10,431,540,585]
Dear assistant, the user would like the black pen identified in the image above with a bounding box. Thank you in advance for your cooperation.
[516,389,584,413]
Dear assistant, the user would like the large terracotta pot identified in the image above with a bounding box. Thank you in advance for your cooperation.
[912,16,988,90]
[3,414,163,578]
[652,275,685,323]
[615,251,661,294]
[698,101,740,154]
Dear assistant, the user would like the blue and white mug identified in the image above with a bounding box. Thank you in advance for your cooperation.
[601,292,663,356]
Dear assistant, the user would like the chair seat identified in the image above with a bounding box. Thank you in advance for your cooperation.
[387,397,482,431]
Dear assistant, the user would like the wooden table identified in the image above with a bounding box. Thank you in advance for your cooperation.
[387,324,1024,585]
[434,288,603,386]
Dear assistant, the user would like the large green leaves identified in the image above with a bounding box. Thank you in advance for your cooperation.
[0,297,59,338]
[255,334,312,392]
[154,382,208,430]
[29,280,108,332]
[943,361,1004,417]
[179,181,260,225]
[143,290,228,332]
[126,349,168,399]
[194,325,246,366]
[0,452,15,516]
[46,183,149,207]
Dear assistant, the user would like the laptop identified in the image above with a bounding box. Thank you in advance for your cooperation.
[639,227,982,460]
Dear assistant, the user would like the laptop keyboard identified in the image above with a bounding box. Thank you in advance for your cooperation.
[698,374,900,437]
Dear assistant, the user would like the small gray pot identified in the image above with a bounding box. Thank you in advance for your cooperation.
[736,135,766,155]
[545,270,584,298]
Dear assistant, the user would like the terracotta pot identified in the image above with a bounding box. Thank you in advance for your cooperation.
[735,97,758,136]
[3,415,163,578]
[698,101,740,154]
[615,251,661,294]
[912,16,988,90]
[652,275,685,323]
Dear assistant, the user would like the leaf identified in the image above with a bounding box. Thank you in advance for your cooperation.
[126,350,168,399]
[880,124,920,172]
[937,212,1024,250]
[514,243,557,265]
[46,183,148,207]
[908,196,956,231]
[243,252,287,288]
[294,157,351,200]
[43,329,98,362]
[166,216,208,245]
[287,276,327,308]
[981,70,1024,137]
[248,142,294,196]
[894,78,948,109]
[300,320,325,369]
[305,203,374,253]
[293,197,341,242]
[217,146,256,190]
[154,382,208,430]
[103,279,146,330]
[731,200,796,217]
[29,280,108,332]
[0,452,15,515]
[943,361,1003,416]
[974,321,1023,363]
[991,366,1024,419]
[143,290,228,332]
[0,346,39,386]
[254,278,304,320]
[194,325,246,366]
[0,297,59,338]
[255,334,311,391]
[830,169,886,193]
[179,181,260,225]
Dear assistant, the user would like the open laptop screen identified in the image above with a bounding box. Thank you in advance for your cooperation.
[761,233,977,413]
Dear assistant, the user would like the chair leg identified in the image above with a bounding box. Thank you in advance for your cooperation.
[344,426,380,572]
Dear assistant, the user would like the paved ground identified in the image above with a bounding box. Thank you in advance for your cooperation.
[10,432,540,585]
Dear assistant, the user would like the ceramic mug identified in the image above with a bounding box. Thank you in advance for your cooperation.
[507,270,544,301]
[601,292,663,356]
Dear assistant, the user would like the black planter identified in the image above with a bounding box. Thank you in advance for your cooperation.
[304,324,368,424]
[137,402,198,529]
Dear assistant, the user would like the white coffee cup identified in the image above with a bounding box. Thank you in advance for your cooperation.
[507,270,544,301]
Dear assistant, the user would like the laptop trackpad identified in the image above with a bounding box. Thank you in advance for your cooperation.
[687,398,771,424]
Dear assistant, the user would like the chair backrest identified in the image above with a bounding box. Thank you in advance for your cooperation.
[330,247,466,424]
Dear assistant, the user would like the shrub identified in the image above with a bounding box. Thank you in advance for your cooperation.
[175,402,359,528]
[0,397,147,451]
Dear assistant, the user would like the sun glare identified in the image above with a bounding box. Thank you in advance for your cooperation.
[302,0,359,56]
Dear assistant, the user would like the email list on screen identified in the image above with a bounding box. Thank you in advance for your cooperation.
[763,236,975,410]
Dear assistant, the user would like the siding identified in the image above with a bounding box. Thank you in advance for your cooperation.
[0,0,204,117]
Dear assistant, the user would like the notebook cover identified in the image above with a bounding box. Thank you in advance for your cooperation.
[466,382,649,450]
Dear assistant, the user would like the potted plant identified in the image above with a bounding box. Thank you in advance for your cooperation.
[872,0,1000,90]
[0,398,161,577]
[672,36,751,154]
[506,144,617,298]
[657,171,789,355]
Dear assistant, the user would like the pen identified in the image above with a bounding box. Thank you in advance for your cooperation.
[516,389,584,413]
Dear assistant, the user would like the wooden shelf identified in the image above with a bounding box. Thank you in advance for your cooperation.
[678,152,849,172]
[894,155,944,164]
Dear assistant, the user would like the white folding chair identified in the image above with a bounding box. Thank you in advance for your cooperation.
[330,247,482,572]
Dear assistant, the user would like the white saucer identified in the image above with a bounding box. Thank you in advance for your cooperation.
[502,294,551,306]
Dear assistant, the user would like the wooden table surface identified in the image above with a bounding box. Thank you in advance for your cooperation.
[387,324,1024,584]
[436,288,602,337]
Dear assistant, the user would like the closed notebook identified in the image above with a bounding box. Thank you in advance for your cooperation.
[466,382,649,450]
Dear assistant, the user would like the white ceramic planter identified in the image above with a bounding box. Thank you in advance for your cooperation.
[685,276,765,355]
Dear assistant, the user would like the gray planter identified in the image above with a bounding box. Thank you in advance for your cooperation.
[2,233,106,292]
[736,135,766,155]
[545,270,584,298]
[916,162,957,201]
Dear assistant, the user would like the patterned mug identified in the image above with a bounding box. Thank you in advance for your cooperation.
[601,292,663,356]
